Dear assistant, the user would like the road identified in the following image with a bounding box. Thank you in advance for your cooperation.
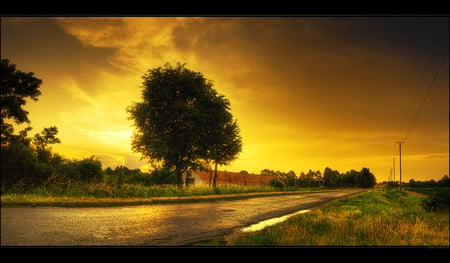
[1,189,367,246]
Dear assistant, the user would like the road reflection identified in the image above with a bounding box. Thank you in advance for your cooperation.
[240,209,310,232]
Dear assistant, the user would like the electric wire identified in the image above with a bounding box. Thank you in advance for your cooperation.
[401,53,448,142]
[397,52,432,142]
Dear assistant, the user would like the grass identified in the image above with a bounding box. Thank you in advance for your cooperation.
[0,182,334,207]
[199,188,449,247]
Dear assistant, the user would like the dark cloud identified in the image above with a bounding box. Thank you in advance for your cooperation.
[1,17,118,92]
[170,17,448,137]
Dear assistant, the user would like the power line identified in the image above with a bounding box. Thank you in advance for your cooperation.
[402,54,448,142]
[397,52,432,141]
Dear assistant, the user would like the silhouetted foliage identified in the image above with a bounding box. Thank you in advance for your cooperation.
[0,127,36,189]
[323,167,340,187]
[407,175,449,188]
[269,177,284,189]
[1,59,42,144]
[420,187,449,212]
[75,156,104,182]
[359,167,377,188]
[104,165,176,186]
[33,126,61,164]
[209,118,242,188]
[149,167,177,185]
[1,125,64,189]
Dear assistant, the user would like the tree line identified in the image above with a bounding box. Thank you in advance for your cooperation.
[404,175,449,188]
[261,166,377,188]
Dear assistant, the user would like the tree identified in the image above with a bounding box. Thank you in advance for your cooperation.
[128,63,241,187]
[209,118,242,188]
[359,167,376,188]
[1,59,42,144]
[437,175,449,187]
[75,156,103,182]
[280,170,297,187]
[323,167,340,187]
[32,126,61,164]
[0,126,36,188]
[341,169,359,187]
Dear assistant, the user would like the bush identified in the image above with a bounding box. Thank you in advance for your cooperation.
[421,188,449,212]
[269,177,284,189]
[421,194,441,211]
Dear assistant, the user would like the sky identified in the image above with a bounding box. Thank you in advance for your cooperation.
[1,16,448,183]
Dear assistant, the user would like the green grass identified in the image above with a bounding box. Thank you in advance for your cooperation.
[0,182,335,207]
[209,188,449,247]
[406,187,449,197]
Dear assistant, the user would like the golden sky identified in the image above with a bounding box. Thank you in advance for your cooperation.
[1,16,448,182]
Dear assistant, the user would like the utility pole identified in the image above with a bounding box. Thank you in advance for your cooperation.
[389,168,392,185]
[392,157,395,184]
[396,142,404,192]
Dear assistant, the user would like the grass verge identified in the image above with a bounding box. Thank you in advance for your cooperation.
[197,188,449,246]
[0,183,337,207]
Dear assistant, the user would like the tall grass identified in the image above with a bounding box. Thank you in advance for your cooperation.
[223,188,449,246]
[2,181,280,198]
[1,176,296,206]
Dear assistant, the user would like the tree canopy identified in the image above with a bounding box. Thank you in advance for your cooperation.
[1,59,42,144]
[127,63,242,187]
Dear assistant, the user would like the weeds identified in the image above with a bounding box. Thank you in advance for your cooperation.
[222,188,449,246]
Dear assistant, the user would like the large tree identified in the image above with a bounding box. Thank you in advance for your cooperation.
[1,59,43,188]
[128,63,242,187]
[1,59,42,144]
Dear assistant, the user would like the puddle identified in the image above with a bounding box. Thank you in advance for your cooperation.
[240,209,310,232]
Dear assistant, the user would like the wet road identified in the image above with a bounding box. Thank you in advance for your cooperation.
[1,189,367,246]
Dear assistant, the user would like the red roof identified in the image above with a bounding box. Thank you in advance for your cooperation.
[194,170,276,185]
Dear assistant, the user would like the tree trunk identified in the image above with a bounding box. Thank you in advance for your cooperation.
[177,169,183,188]
[118,166,123,188]
[209,170,212,186]
[213,161,218,188]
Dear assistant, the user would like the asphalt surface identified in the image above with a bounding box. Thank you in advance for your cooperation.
[1,188,367,246]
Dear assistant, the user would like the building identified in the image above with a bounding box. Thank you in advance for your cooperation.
[183,170,276,186]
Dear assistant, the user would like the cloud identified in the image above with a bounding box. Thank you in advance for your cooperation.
[425,154,449,160]
[54,17,194,73]
[1,17,117,81]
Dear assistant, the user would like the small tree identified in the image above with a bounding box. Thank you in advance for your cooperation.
[209,119,242,188]
[32,126,61,164]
